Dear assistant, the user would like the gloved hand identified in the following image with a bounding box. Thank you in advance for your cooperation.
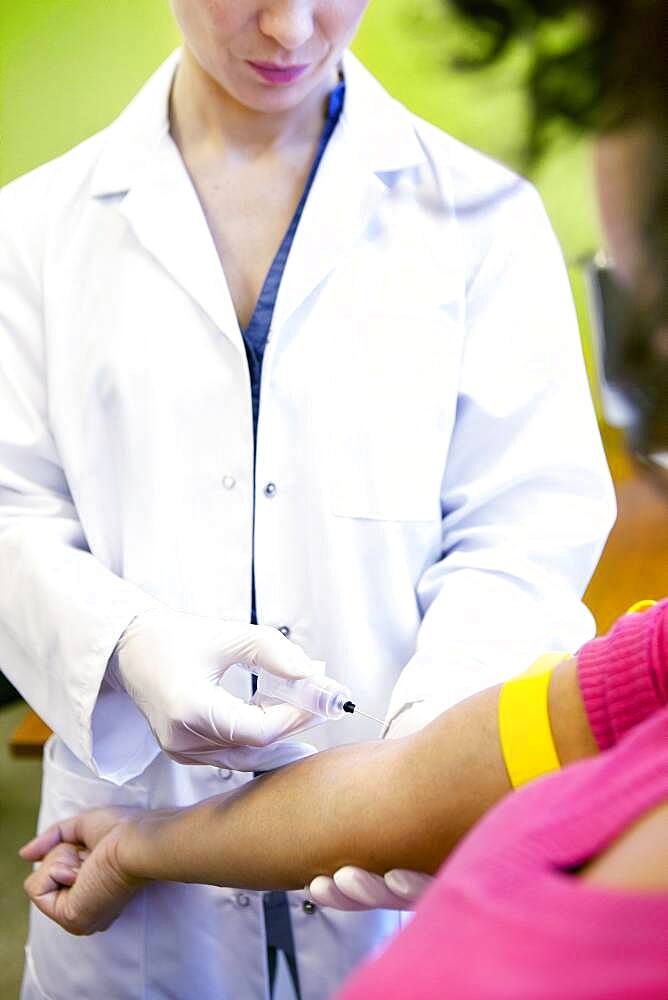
[113,607,320,771]
[309,867,432,911]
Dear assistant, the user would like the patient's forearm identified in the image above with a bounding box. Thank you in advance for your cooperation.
[117,657,596,891]
[119,689,503,889]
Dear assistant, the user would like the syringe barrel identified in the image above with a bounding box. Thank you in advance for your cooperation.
[256,670,352,719]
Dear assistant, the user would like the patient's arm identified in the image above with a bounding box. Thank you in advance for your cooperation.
[22,604,667,934]
[117,656,595,888]
[125,688,507,889]
[132,603,661,892]
[21,656,597,934]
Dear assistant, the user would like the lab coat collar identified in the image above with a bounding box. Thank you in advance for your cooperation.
[91,50,244,349]
[90,49,425,197]
[89,49,427,341]
[90,50,178,198]
[339,50,426,175]
[267,53,428,331]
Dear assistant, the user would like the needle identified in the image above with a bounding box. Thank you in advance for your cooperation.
[342,702,385,726]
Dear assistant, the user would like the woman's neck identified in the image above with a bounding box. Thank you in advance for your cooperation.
[170,47,336,159]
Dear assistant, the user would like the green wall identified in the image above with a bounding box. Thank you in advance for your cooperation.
[0,0,179,181]
[0,0,601,396]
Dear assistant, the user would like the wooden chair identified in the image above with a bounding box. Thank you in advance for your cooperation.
[9,710,52,759]
[584,427,668,632]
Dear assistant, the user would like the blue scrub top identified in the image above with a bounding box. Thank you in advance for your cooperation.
[243,80,346,999]
[242,78,345,440]
[244,78,346,626]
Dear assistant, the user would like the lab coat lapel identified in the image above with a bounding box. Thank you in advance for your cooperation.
[90,50,243,354]
[270,52,427,333]
[89,49,425,349]
[118,140,243,353]
[270,131,387,334]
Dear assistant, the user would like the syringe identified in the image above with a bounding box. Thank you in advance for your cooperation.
[255,669,384,725]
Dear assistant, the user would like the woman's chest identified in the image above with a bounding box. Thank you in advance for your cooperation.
[187,152,315,330]
[44,187,466,521]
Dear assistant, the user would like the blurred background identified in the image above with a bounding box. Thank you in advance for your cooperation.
[0,1,665,996]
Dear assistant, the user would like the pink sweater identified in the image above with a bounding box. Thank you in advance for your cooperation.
[337,602,668,1000]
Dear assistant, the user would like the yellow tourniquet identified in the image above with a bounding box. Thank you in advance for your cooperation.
[498,653,571,789]
[626,600,657,614]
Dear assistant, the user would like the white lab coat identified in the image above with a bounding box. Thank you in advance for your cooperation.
[1,50,614,1000]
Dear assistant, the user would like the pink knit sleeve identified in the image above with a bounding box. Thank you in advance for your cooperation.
[577,600,668,750]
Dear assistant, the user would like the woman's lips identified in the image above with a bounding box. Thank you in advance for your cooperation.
[247,61,310,85]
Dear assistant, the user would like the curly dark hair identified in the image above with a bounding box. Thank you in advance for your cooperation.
[450,1,668,308]
[447,1,668,457]
[447,1,668,155]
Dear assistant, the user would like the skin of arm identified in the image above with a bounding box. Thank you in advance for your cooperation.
[117,656,597,889]
[121,689,505,889]
[22,656,606,932]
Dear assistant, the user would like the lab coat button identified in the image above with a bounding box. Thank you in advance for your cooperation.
[235,893,251,908]
[221,475,236,490]
[217,768,232,780]
[278,626,290,637]
[263,482,277,498]
[302,900,316,915]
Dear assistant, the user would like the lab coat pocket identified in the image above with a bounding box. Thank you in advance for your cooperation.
[323,310,458,522]
[21,948,54,1000]
[328,430,442,522]
[27,739,149,1000]
[38,735,148,831]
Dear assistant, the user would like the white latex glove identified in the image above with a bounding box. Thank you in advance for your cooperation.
[309,867,432,911]
[308,700,439,910]
[113,607,320,771]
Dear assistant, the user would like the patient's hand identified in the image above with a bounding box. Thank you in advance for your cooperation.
[20,808,146,935]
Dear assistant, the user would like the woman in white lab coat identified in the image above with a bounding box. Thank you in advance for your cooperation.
[0,1,615,998]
